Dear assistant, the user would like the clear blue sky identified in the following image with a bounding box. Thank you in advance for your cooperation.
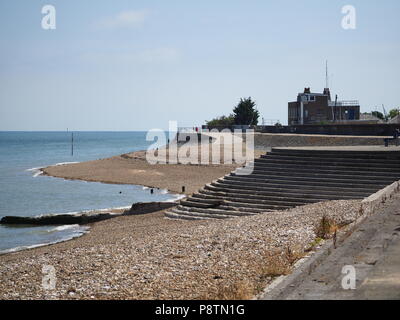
[0,0,399,130]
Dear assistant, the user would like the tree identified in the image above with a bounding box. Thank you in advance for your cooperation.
[233,97,260,125]
[206,114,235,127]
[371,111,385,120]
[388,109,400,119]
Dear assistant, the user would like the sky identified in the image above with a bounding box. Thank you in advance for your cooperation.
[0,0,399,131]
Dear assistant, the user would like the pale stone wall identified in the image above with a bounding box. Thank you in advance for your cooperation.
[254,133,389,149]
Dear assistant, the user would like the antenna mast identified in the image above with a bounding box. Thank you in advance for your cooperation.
[325,60,329,88]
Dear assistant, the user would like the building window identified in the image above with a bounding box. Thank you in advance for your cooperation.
[309,95,315,101]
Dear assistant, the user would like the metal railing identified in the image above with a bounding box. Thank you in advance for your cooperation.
[260,119,281,125]
[177,127,201,133]
[328,100,359,107]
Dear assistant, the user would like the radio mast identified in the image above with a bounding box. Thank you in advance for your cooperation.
[325,60,329,88]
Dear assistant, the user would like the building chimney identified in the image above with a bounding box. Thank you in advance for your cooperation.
[304,87,311,94]
[323,88,331,101]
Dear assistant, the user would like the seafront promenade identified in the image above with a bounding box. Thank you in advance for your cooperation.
[1,139,399,299]
[262,192,400,300]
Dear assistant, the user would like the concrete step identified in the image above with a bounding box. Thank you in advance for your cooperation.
[202,185,334,202]
[252,161,400,176]
[195,192,321,208]
[187,196,293,210]
[176,205,257,217]
[264,152,400,164]
[211,180,373,197]
[270,148,400,160]
[222,175,385,190]
[190,192,308,205]
[228,172,394,186]
[164,210,213,220]
[218,205,267,213]
[257,156,400,170]
[248,171,400,184]
[165,148,400,221]
[180,199,223,209]
[267,149,400,156]
[203,184,364,201]
[237,167,400,181]
[190,191,310,207]
[167,208,230,219]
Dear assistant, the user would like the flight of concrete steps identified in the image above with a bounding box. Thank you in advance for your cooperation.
[165,147,400,220]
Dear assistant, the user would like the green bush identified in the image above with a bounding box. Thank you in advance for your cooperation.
[206,114,235,127]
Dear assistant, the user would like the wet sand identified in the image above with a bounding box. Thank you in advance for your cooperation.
[42,148,265,194]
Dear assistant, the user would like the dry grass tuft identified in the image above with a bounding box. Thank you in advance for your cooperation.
[258,246,305,280]
[358,205,364,218]
[305,237,323,252]
[202,246,307,300]
[260,255,291,278]
[201,280,254,300]
[314,215,338,239]
[213,281,254,300]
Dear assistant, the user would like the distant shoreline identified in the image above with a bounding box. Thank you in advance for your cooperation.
[41,149,254,195]
[0,145,262,259]
[0,148,243,253]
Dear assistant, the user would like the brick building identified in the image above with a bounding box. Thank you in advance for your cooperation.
[288,87,360,125]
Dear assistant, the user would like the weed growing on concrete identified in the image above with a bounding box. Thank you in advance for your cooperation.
[314,215,338,239]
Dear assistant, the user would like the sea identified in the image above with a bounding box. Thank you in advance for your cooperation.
[0,131,181,254]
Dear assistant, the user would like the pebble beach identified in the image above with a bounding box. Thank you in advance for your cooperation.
[0,146,365,299]
[0,199,361,299]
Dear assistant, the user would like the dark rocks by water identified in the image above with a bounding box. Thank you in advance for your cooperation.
[0,212,115,226]
[123,202,177,216]
[0,201,178,226]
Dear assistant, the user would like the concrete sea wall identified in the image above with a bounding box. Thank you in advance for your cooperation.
[254,133,390,148]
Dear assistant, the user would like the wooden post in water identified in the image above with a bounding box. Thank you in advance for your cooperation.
[71,132,74,156]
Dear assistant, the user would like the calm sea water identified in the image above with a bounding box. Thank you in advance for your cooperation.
[0,131,178,253]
